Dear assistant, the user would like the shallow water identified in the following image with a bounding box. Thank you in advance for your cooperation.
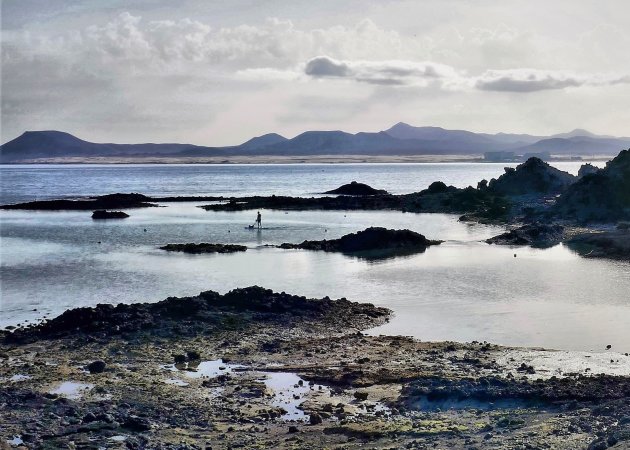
[1,162,628,352]
[49,381,93,399]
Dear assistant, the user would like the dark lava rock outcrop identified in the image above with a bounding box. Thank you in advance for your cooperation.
[2,193,157,210]
[578,163,600,178]
[91,210,129,219]
[567,230,630,260]
[488,157,576,196]
[160,243,247,254]
[401,183,511,221]
[201,194,401,212]
[279,227,441,257]
[323,181,389,196]
[555,149,630,222]
[4,286,389,342]
[486,223,564,248]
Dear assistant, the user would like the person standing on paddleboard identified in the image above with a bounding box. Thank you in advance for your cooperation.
[255,211,262,229]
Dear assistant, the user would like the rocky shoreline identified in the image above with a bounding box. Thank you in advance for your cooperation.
[2,287,630,449]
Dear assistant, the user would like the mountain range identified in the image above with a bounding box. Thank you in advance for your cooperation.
[1,123,629,162]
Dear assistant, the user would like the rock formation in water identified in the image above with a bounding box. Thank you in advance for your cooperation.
[567,229,630,260]
[2,193,157,210]
[488,157,577,196]
[486,223,564,248]
[279,227,441,256]
[91,210,129,219]
[554,149,630,222]
[160,243,247,254]
[323,181,389,196]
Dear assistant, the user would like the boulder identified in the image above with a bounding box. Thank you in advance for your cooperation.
[86,360,107,373]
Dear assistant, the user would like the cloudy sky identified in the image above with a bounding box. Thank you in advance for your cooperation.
[2,0,629,145]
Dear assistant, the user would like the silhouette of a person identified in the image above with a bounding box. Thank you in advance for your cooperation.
[255,211,262,229]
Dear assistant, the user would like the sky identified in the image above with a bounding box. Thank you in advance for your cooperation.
[1,0,630,145]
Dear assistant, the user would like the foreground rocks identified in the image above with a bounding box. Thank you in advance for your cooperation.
[323,181,389,196]
[91,210,129,219]
[2,287,630,449]
[160,243,248,254]
[279,227,441,258]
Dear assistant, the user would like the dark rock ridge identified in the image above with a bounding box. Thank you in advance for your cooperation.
[566,229,630,260]
[554,149,630,222]
[279,227,441,256]
[486,223,564,248]
[2,193,157,210]
[160,243,247,254]
[488,157,577,196]
[91,210,129,219]
[323,181,389,196]
[201,194,402,212]
[4,286,389,343]
[578,163,599,178]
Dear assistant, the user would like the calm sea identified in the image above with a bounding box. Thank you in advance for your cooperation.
[2,162,629,352]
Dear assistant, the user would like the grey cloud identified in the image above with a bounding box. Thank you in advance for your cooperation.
[476,69,630,92]
[302,56,459,86]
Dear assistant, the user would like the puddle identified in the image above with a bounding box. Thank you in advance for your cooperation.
[162,359,244,379]
[163,378,190,387]
[109,435,127,442]
[49,381,94,399]
[258,372,327,421]
[7,436,23,446]
[496,350,630,379]
[10,374,32,382]
[413,395,541,411]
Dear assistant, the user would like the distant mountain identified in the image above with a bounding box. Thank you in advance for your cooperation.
[237,133,288,151]
[1,125,628,162]
[512,136,630,156]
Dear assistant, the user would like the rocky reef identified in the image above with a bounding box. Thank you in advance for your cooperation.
[1,193,157,210]
[91,210,129,219]
[487,158,576,196]
[279,227,441,258]
[555,149,630,222]
[4,286,389,343]
[486,223,564,248]
[160,243,247,254]
[323,181,389,195]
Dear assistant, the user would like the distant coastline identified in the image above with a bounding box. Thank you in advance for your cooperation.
[0,154,614,165]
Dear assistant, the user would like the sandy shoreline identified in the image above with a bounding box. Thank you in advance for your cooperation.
[1,154,614,165]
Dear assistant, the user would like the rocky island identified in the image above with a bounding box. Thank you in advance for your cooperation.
[91,210,130,219]
[279,227,441,258]
[323,181,389,195]
[160,243,248,254]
